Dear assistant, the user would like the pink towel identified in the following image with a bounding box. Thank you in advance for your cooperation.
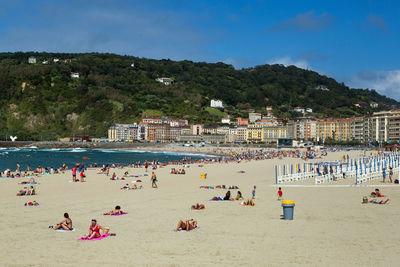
[78,234,111,241]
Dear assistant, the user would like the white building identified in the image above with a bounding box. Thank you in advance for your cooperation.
[370,102,379,108]
[221,118,231,124]
[156,77,173,85]
[294,107,305,113]
[306,108,313,113]
[28,56,36,64]
[53,58,59,63]
[266,106,273,111]
[210,99,224,108]
[70,73,80,78]
[249,112,262,123]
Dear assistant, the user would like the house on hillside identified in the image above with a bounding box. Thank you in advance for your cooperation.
[70,72,80,78]
[370,102,379,108]
[28,56,36,64]
[315,85,329,91]
[156,77,173,85]
[306,108,313,113]
[221,118,231,124]
[294,107,305,113]
[210,99,224,108]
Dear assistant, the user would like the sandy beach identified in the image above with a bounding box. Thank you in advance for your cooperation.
[1,150,399,266]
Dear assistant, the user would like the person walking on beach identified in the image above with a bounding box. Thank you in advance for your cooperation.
[277,187,283,200]
[389,167,393,183]
[252,185,256,199]
[151,172,158,188]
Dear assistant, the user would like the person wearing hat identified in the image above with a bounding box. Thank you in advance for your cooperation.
[81,219,109,240]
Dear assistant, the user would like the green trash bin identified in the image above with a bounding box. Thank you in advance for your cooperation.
[282,200,295,220]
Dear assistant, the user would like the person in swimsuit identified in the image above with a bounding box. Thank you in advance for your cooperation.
[176,219,197,231]
[235,191,243,200]
[82,219,109,239]
[16,187,28,196]
[151,172,158,188]
[191,203,205,210]
[50,213,73,230]
[104,205,123,215]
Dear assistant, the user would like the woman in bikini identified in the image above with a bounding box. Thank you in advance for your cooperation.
[176,219,197,231]
[104,205,123,215]
[191,203,205,210]
[82,219,109,239]
[51,213,73,230]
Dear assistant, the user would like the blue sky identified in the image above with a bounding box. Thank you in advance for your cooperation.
[0,0,399,99]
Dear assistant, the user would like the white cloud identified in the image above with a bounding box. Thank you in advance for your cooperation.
[349,70,400,100]
[267,56,310,70]
[268,11,333,32]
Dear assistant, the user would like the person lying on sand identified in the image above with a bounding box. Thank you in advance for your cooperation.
[176,219,197,231]
[81,219,109,240]
[20,177,36,184]
[104,206,123,215]
[191,203,205,210]
[235,191,243,200]
[49,213,73,230]
[368,198,390,204]
[242,199,255,206]
[223,191,234,201]
[16,187,28,196]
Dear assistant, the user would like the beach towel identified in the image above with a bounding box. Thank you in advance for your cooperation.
[103,212,128,216]
[24,202,40,206]
[174,226,199,232]
[56,228,76,232]
[78,234,111,241]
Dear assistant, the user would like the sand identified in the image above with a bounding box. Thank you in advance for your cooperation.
[1,150,399,266]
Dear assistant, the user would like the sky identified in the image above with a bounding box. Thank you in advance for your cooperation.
[0,0,399,100]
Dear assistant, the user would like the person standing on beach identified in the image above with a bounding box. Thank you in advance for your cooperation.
[382,168,386,183]
[277,187,283,200]
[389,167,393,183]
[145,161,149,172]
[72,166,77,182]
[151,172,158,188]
[252,186,256,199]
[16,163,21,174]
[80,169,85,182]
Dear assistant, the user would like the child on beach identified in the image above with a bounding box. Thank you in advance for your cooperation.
[277,187,283,200]
[80,169,85,182]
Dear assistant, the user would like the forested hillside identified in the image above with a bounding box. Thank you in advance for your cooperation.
[0,52,397,140]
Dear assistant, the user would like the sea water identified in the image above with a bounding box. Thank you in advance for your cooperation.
[0,147,210,171]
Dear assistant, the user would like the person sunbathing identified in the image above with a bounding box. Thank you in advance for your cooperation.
[223,191,234,201]
[50,213,73,230]
[81,219,109,240]
[176,219,197,231]
[229,185,239,189]
[242,199,255,206]
[110,172,117,180]
[104,206,123,215]
[191,203,205,210]
[370,198,390,204]
[121,184,130,190]
[370,189,385,197]
[235,191,243,200]
[16,187,28,196]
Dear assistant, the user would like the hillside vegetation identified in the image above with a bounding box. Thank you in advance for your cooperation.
[0,52,397,140]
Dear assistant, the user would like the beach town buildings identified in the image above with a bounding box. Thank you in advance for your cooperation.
[210,99,224,108]
[221,117,231,124]
[249,112,262,123]
[237,117,248,126]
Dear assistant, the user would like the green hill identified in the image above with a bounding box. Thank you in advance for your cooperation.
[0,52,397,140]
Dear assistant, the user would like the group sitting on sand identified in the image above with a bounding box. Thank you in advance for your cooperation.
[16,186,35,196]
[215,185,239,189]
[362,188,390,204]
[170,168,186,174]
[191,203,205,210]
